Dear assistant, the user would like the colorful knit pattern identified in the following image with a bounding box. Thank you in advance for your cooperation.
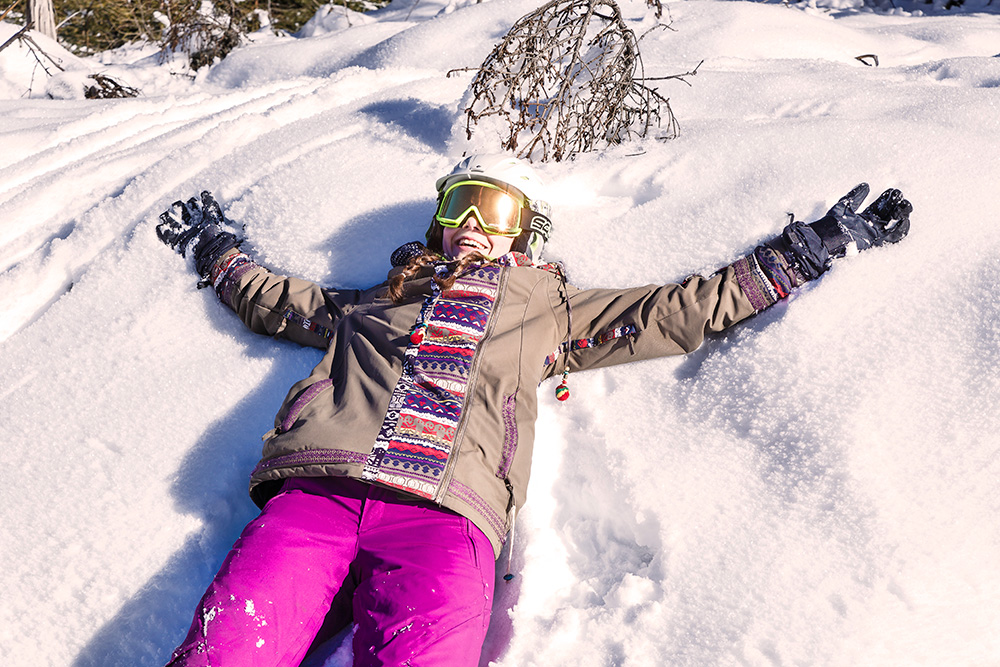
[496,252,564,277]
[497,252,533,267]
[283,309,334,343]
[732,252,780,311]
[543,324,637,367]
[210,251,259,306]
[754,245,795,296]
[364,264,502,499]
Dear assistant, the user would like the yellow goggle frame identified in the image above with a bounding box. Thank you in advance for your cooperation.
[434,180,527,237]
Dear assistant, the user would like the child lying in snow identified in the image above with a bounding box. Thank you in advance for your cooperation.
[156,154,910,666]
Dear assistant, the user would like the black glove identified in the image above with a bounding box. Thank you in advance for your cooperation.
[766,183,912,283]
[807,183,912,257]
[156,191,241,277]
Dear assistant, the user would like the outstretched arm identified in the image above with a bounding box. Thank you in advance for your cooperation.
[155,192,362,349]
[547,184,912,377]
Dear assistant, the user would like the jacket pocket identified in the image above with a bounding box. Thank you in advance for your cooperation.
[496,392,518,479]
[278,378,334,434]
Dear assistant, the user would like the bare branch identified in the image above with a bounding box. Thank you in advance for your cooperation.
[464,0,680,162]
[642,59,703,86]
[1,3,18,23]
[0,20,67,78]
[0,21,32,56]
[22,33,65,72]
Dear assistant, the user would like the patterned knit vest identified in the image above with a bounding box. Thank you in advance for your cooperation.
[362,262,503,500]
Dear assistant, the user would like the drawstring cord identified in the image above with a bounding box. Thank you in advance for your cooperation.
[555,264,573,401]
[503,504,517,581]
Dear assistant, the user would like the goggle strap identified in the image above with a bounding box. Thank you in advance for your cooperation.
[520,209,552,241]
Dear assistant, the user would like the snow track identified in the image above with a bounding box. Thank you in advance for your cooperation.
[1,2,999,666]
[0,67,443,341]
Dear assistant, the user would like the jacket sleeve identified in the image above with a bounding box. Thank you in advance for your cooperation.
[207,248,364,349]
[546,253,778,376]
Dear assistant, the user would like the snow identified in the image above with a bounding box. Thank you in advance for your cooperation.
[1,0,999,665]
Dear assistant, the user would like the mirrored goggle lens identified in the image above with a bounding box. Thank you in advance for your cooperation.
[436,182,524,236]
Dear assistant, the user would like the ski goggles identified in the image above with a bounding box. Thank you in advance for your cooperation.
[434,180,531,237]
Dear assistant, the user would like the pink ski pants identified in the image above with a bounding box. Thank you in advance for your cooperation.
[166,476,495,666]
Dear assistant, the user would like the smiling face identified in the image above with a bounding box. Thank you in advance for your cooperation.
[441,215,516,260]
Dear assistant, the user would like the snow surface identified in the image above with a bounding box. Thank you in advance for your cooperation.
[2,0,1000,665]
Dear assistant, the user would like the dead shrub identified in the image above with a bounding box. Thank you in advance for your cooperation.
[84,73,141,98]
[461,0,680,162]
[159,0,261,70]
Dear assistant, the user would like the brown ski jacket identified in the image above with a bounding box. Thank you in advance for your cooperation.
[210,248,770,557]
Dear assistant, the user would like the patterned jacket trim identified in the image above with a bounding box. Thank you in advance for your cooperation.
[449,479,507,544]
[544,323,638,367]
[252,449,368,475]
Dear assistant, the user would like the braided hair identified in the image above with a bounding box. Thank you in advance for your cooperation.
[387,246,495,303]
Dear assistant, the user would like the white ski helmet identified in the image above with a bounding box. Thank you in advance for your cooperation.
[429,154,552,262]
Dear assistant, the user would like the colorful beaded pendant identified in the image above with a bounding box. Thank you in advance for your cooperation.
[555,369,570,401]
[409,324,425,345]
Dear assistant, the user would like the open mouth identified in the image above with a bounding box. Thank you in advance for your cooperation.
[456,237,488,252]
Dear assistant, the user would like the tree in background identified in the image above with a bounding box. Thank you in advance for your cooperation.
[26,0,56,38]
[159,0,263,69]
[54,0,161,54]
[6,0,972,71]
[4,0,385,64]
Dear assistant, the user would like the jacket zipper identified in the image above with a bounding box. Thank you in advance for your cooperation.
[433,264,511,504]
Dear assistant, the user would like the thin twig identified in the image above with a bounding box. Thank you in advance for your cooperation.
[0,20,31,55]
[56,9,84,30]
[445,66,479,78]
[404,0,421,22]
[22,34,66,72]
[642,59,703,86]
